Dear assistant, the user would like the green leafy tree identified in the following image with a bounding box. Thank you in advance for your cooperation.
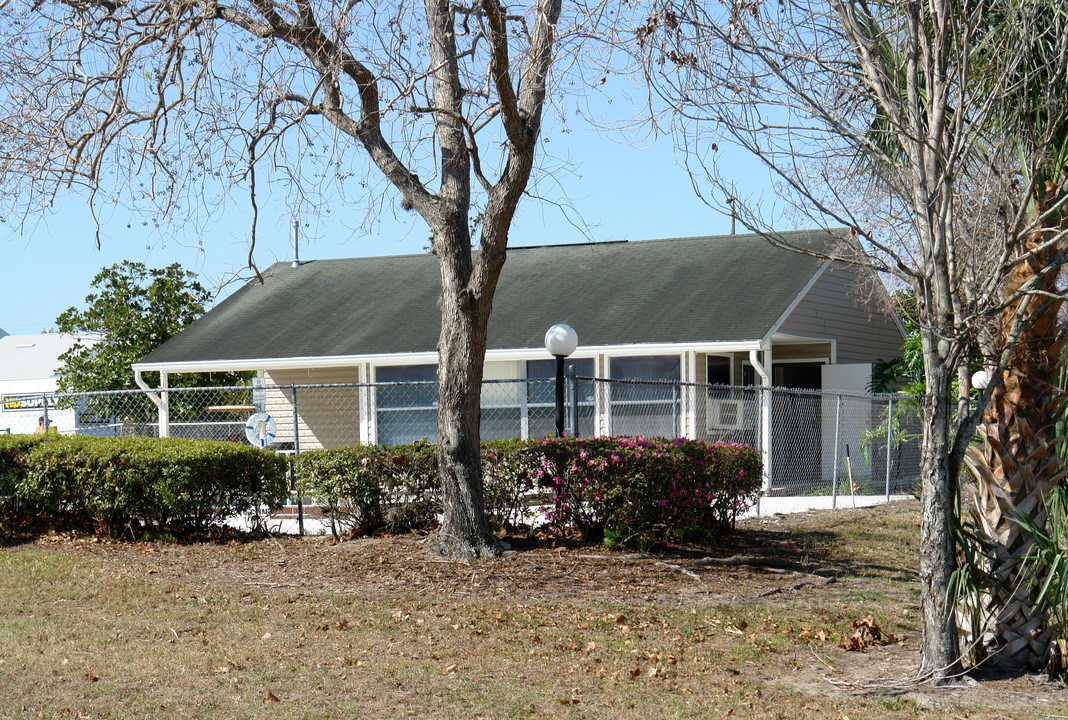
[55,263,246,425]
[56,262,212,394]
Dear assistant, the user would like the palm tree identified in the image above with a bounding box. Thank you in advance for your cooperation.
[962,0,1068,670]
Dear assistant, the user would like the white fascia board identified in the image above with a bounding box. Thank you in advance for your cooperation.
[132,353,419,374]
[761,260,829,347]
[132,341,767,376]
[485,341,763,361]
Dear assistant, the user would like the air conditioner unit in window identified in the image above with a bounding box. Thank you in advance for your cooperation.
[706,398,744,431]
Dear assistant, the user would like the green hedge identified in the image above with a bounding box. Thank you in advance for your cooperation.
[528,436,762,544]
[4,432,760,545]
[0,434,53,510]
[4,435,287,536]
[297,436,762,546]
[295,439,538,534]
[294,440,439,534]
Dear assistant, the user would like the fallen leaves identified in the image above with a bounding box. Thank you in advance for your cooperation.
[799,628,828,643]
[840,615,899,652]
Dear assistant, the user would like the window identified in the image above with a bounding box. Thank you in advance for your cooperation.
[375,364,437,445]
[375,359,598,444]
[526,358,596,438]
[707,355,731,386]
[609,355,681,437]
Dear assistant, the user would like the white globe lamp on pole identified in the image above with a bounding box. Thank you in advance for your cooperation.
[971,369,991,390]
[544,324,578,437]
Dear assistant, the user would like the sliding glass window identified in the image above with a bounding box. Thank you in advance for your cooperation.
[525,358,596,439]
[609,355,681,437]
[375,364,438,445]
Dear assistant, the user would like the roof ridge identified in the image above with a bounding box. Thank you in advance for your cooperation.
[261,229,841,268]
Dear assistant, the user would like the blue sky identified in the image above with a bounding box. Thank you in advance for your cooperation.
[0,120,767,336]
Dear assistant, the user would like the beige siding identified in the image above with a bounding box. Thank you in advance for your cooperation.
[483,360,523,407]
[264,367,361,450]
[733,353,747,382]
[777,264,904,364]
[773,343,834,361]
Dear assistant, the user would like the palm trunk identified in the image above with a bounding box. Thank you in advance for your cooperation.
[965,375,1059,669]
[964,192,1066,670]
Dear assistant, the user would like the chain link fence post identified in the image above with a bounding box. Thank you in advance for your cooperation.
[832,393,842,510]
[291,386,303,536]
[884,397,894,502]
[567,364,578,437]
[672,383,680,438]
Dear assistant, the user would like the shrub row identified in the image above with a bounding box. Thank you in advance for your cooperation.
[530,436,762,544]
[0,434,49,506]
[0,434,288,536]
[293,440,439,535]
[296,436,762,545]
[2,433,761,546]
[293,439,532,534]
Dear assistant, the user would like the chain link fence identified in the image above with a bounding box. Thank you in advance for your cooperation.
[1,377,921,508]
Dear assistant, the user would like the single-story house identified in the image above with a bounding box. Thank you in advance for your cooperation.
[133,231,907,493]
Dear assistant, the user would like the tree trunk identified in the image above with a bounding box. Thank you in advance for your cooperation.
[431,219,504,559]
[963,202,1066,670]
[917,349,965,681]
[964,374,1059,670]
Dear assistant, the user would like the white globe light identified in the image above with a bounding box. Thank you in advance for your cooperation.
[971,369,990,390]
[544,323,578,357]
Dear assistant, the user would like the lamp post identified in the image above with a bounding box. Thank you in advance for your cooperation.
[544,323,578,437]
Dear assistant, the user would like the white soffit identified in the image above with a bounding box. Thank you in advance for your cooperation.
[132,340,770,375]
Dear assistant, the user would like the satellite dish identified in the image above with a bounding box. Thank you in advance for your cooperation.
[244,412,277,448]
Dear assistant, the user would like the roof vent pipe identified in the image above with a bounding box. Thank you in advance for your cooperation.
[291,218,301,268]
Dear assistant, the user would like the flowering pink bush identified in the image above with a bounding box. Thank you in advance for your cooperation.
[527,436,761,544]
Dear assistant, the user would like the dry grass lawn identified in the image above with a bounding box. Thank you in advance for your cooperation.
[1,499,1067,719]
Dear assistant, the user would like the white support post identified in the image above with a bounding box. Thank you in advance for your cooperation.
[133,368,170,438]
[598,354,609,437]
[520,361,531,440]
[159,372,170,438]
[749,348,773,505]
[686,351,697,439]
[356,365,369,442]
[365,363,378,445]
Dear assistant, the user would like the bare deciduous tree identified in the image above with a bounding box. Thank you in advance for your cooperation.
[0,0,617,558]
[637,0,1068,680]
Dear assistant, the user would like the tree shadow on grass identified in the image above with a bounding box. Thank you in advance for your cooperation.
[498,522,913,582]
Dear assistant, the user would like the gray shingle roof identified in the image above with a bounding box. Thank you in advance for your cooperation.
[139,230,835,366]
